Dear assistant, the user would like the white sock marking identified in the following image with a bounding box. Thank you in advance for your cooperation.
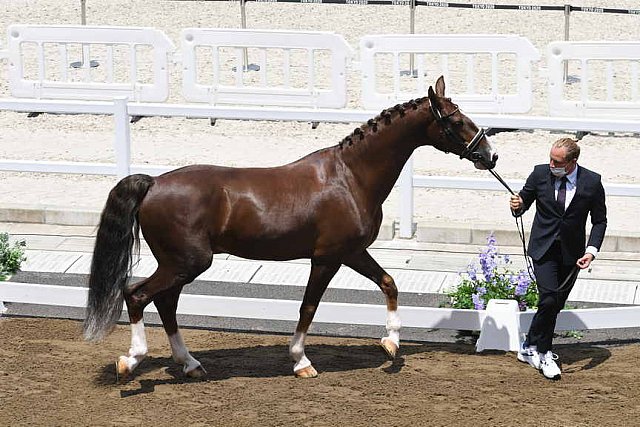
[290,331,311,372]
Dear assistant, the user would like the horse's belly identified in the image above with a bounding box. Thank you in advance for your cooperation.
[215,233,315,261]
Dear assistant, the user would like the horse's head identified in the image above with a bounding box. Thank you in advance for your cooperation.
[427,76,498,170]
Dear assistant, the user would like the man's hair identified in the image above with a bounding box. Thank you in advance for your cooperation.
[552,138,580,161]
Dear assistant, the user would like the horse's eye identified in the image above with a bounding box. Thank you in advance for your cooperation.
[452,120,464,128]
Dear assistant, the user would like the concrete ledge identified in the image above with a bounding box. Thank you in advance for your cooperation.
[0,205,46,223]
[415,221,639,253]
[0,205,100,226]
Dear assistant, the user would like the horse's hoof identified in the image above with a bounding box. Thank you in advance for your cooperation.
[185,365,207,379]
[294,365,318,379]
[116,356,131,382]
[380,338,398,360]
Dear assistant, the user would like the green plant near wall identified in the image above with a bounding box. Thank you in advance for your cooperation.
[0,232,27,281]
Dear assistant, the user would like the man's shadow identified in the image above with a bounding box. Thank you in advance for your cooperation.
[553,340,635,373]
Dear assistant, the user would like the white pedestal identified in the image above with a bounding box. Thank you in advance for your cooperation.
[476,299,522,352]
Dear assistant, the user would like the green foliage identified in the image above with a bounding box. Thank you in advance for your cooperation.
[446,233,538,311]
[0,232,27,281]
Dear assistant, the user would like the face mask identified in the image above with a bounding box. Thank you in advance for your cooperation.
[550,166,567,178]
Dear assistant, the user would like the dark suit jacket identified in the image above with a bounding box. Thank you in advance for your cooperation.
[514,164,607,263]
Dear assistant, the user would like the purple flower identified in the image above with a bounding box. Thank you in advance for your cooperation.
[503,254,510,264]
[479,251,496,281]
[514,271,531,296]
[477,233,499,281]
[472,293,485,310]
[477,286,487,295]
[466,264,477,281]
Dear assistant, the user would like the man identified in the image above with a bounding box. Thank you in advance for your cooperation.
[510,137,607,380]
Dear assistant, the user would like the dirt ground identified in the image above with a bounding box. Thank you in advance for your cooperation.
[0,317,639,426]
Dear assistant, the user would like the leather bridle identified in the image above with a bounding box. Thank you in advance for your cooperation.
[430,102,490,167]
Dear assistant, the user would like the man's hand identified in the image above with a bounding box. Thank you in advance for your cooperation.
[510,194,523,212]
[577,253,595,269]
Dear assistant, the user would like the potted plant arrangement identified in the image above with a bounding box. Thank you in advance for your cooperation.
[446,233,538,312]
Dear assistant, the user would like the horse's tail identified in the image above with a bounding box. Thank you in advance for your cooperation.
[83,174,155,342]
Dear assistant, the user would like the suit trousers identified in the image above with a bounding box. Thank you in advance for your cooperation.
[525,241,579,353]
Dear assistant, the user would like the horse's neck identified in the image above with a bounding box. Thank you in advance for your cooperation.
[339,111,426,205]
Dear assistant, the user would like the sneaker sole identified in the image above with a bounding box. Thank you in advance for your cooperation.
[540,370,561,381]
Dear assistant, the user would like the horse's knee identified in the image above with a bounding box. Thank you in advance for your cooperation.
[298,304,317,318]
[381,274,398,296]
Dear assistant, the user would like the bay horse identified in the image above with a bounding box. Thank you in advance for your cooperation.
[83,76,498,379]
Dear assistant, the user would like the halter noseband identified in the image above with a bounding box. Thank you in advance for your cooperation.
[430,102,488,164]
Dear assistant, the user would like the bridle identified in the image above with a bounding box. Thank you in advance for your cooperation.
[430,102,490,167]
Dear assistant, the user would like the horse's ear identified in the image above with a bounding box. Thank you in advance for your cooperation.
[435,76,446,97]
[428,85,439,107]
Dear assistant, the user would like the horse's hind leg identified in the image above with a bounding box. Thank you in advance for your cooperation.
[154,286,206,378]
[344,250,401,359]
[116,274,157,379]
[290,260,340,378]
[118,258,211,378]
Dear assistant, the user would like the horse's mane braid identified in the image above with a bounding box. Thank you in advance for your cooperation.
[338,96,428,148]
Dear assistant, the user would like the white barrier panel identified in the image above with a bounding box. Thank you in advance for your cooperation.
[181,28,353,108]
[7,24,175,102]
[548,41,640,118]
[3,283,640,352]
[359,34,540,113]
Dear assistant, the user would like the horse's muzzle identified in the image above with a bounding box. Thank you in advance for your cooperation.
[472,152,498,170]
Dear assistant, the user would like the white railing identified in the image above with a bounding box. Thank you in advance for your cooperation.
[7,25,175,102]
[2,282,639,352]
[360,34,540,113]
[548,41,640,118]
[1,25,640,238]
[181,28,353,108]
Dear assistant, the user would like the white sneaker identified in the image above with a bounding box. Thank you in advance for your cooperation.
[539,351,561,380]
[517,343,541,370]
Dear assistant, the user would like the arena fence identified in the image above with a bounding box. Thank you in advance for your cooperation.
[1,25,640,238]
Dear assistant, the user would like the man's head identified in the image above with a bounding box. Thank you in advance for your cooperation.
[549,138,579,178]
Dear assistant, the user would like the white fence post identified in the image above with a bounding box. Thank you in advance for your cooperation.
[113,97,131,179]
[398,156,414,238]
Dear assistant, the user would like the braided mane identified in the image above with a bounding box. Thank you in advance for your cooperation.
[338,97,430,148]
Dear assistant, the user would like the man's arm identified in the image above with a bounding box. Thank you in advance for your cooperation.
[587,178,607,250]
[510,169,538,217]
[578,177,607,269]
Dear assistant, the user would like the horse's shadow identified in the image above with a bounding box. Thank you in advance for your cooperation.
[96,340,475,396]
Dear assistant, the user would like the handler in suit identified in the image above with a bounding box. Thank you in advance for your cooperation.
[510,137,607,380]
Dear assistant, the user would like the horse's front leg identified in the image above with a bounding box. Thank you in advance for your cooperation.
[344,250,401,358]
[290,261,340,378]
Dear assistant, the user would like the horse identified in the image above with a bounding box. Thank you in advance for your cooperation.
[83,76,498,379]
